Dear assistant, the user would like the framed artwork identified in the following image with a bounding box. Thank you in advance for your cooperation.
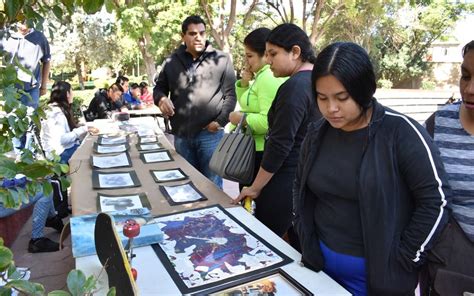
[150,168,188,183]
[193,269,313,296]
[92,170,141,189]
[90,152,132,169]
[70,207,163,258]
[96,192,151,212]
[97,135,128,145]
[138,129,156,137]
[136,142,164,152]
[93,143,129,154]
[138,136,159,144]
[159,182,207,205]
[140,150,173,163]
[151,205,292,294]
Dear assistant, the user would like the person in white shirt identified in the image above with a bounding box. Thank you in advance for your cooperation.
[40,81,98,163]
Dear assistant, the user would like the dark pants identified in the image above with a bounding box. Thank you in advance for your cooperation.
[253,167,295,237]
[420,217,474,295]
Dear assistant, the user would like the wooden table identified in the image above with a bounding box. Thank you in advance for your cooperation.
[69,117,233,217]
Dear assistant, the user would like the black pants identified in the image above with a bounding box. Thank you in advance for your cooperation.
[253,167,295,237]
[420,217,474,296]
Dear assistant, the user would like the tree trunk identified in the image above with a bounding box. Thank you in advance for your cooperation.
[75,58,85,90]
[138,33,157,85]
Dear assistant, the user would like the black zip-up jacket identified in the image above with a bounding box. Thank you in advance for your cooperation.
[84,89,118,122]
[153,43,236,138]
[293,99,451,295]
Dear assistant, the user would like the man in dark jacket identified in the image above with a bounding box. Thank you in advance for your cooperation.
[153,15,236,188]
[84,83,123,122]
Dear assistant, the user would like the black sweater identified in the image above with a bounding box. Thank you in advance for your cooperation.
[261,70,320,173]
[153,43,236,138]
[293,99,451,295]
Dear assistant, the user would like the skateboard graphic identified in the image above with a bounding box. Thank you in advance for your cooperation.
[94,212,139,295]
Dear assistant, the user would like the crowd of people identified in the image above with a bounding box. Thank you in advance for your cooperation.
[1,13,473,296]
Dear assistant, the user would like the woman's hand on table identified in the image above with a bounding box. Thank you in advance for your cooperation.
[232,186,261,204]
[88,126,99,135]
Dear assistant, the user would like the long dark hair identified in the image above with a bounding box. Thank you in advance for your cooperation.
[312,42,375,111]
[267,23,316,63]
[244,28,271,57]
[48,81,76,130]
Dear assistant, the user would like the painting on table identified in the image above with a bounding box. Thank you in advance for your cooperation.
[150,168,188,183]
[92,170,141,189]
[159,182,207,205]
[151,205,292,294]
[193,269,313,296]
[97,193,151,212]
[140,150,173,163]
[90,152,132,169]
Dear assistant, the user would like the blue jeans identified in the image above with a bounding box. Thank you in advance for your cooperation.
[19,82,40,109]
[174,129,224,189]
[0,190,55,239]
[60,143,80,164]
[13,83,39,152]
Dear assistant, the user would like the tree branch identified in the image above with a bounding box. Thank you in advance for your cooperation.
[243,0,258,26]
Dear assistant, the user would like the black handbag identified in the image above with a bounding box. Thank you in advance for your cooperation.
[209,114,255,184]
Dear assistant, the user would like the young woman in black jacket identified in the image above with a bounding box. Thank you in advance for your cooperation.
[234,24,320,239]
[293,42,451,295]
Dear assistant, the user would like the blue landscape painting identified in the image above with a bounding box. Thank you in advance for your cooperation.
[71,208,163,258]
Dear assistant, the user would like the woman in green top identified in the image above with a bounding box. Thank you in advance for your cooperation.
[229,28,286,188]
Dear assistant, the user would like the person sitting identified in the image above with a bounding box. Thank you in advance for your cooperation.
[115,75,130,110]
[40,81,98,164]
[0,176,64,253]
[139,81,154,105]
[124,83,143,109]
[84,83,124,122]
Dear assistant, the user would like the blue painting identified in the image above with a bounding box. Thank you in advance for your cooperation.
[71,208,163,258]
[153,206,291,292]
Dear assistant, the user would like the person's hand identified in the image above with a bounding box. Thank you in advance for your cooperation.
[120,106,129,111]
[158,97,175,117]
[88,126,99,135]
[205,121,221,133]
[240,66,253,88]
[229,111,244,125]
[40,86,47,96]
[232,186,261,204]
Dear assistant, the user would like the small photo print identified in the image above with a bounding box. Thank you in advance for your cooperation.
[140,150,173,163]
[91,152,131,169]
[198,269,313,296]
[150,168,188,183]
[137,143,163,151]
[93,143,128,154]
[99,195,143,212]
[138,129,156,137]
[139,136,158,144]
[159,182,207,205]
[96,193,151,212]
[92,171,141,189]
[98,135,128,145]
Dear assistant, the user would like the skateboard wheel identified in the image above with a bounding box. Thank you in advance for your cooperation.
[131,268,138,281]
[123,219,140,238]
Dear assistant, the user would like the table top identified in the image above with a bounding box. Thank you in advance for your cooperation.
[76,207,350,296]
[126,105,162,117]
[71,117,349,295]
[69,117,234,217]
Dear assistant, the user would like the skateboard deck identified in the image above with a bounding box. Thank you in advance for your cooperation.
[94,212,138,295]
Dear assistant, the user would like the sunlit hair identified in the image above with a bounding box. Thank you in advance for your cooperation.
[115,76,129,86]
[312,42,375,111]
[462,40,474,57]
[108,83,124,93]
[244,28,271,57]
[266,23,316,63]
[48,81,76,130]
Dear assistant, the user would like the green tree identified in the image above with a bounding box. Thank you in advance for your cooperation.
[51,10,122,89]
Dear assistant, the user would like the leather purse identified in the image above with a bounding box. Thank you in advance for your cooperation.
[209,114,255,184]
